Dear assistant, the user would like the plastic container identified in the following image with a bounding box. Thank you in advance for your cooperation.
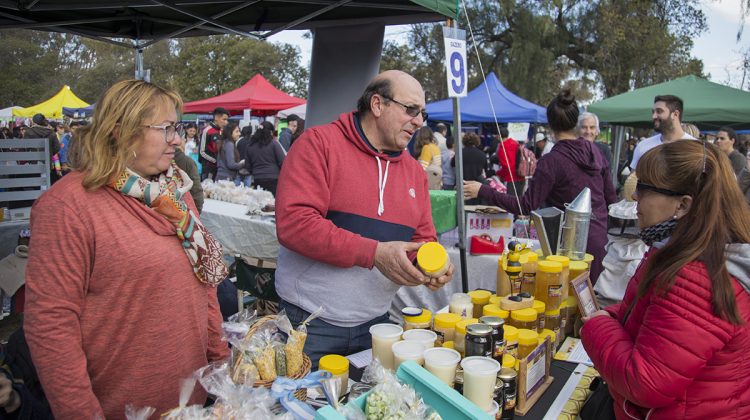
[402,307,432,331]
[503,325,519,358]
[449,293,474,319]
[546,255,570,300]
[319,354,349,398]
[532,300,546,332]
[487,399,500,419]
[583,253,594,266]
[423,347,461,387]
[461,356,502,411]
[403,328,438,349]
[433,312,462,346]
[501,353,516,369]
[369,324,403,370]
[569,260,588,282]
[468,290,492,319]
[509,308,538,332]
[520,252,538,297]
[417,242,450,278]
[564,296,579,336]
[538,329,557,349]
[483,304,509,319]
[454,318,478,356]
[517,329,539,360]
[544,307,561,347]
[392,340,425,370]
[489,294,502,306]
[443,341,455,350]
[536,260,563,310]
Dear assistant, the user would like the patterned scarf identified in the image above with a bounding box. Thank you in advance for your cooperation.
[109,162,227,286]
[639,218,678,247]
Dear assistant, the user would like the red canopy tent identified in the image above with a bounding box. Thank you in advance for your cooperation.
[183,74,305,116]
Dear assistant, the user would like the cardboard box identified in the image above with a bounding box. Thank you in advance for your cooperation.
[465,205,513,244]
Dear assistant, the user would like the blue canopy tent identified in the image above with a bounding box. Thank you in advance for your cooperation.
[63,104,95,118]
[426,73,547,123]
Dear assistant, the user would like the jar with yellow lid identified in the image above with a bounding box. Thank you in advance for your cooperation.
[454,318,478,356]
[483,304,509,319]
[532,300,546,331]
[443,341,455,350]
[569,260,588,282]
[468,290,492,319]
[564,296,578,336]
[433,312,462,346]
[509,307,538,332]
[489,294,501,306]
[449,293,473,319]
[538,329,557,349]
[520,252,538,297]
[536,260,563,309]
[517,329,539,359]
[501,353,516,369]
[544,307,561,346]
[319,354,350,397]
[583,253,594,266]
[417,242,450,278]
[546,255,570,299]
[402,307,432,331]
[503,325,519,358]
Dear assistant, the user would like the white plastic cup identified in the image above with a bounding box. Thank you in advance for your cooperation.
[370,324,403,370]
[487,400,500,418]
[461,356,502,411]
[402,328,438,348]
[391,340,425,371]
[423,347,461,386]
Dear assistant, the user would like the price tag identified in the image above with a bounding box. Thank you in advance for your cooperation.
[442,26,468,98]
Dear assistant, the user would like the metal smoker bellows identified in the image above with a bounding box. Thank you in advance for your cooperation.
[558,188,592,260]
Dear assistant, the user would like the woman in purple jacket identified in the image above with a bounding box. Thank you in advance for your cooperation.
[464,90,617,282]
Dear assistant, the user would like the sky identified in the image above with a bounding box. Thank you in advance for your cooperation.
[267,0,749,91]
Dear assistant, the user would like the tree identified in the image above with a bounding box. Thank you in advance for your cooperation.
[0,30,66,107]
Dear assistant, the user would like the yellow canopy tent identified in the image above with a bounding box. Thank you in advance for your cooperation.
[13,85,89,119]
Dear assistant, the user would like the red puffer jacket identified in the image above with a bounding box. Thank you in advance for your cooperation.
[581,250,750,419]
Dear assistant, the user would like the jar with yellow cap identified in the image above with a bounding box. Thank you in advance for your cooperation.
[468,290,492,319]
[583,253,594,266]
[517,329,539,359]
[564,296,579,336]
[532,300,546,331]
[489,294,502,306]
[402,307,432,331]
[443,341,455,350]
[569,260,588,282]
[449,293,473,319]
[417,242,450,278]
[501,353,516,369]
[544,307,561,346]
[536,260,563,309]
[509,307,538,332]
[482,304,509,320]
[454,318,478,356]
[319,354,349,397]
[546,255,570,299]
[503,325,519,358]
[538,329,557,349]
[433,312,462,346]
[520,252,538,297]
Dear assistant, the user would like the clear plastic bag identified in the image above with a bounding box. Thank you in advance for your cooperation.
[124,404,155,420]
[360,359,442,420]
[276,307,324,377]
[160,377,213,419]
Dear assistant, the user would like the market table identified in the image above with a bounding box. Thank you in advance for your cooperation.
[200,199,279,260]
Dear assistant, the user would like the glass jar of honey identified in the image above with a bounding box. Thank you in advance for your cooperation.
[536,260,563,310]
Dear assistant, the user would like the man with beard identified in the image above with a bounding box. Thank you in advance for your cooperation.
[630,95,695,170]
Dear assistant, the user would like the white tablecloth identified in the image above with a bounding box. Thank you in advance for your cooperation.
[200,199,279,260]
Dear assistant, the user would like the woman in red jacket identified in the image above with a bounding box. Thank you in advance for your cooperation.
[581,140,750,419]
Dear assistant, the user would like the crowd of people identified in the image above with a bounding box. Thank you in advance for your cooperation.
[0,69,748,419]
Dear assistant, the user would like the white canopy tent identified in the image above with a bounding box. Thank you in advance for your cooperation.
[277,103,306,120]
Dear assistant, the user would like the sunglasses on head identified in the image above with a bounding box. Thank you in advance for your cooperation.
[635,181,688,197]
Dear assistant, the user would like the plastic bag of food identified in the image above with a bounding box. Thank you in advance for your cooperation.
[222,308,258,342]
[160,377,213,419]
[360,359,442,420]
[276,307,324,377]
[125,404,155,420]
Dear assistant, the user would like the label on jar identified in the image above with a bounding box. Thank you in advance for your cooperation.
[560,316,568,331]
[435,330,446,346]
[511,275,522,294]
[548,285,562,297]
[493,339,506,360]
[538,317,546,331]
[501,378,517,418]
[506,341,518,358]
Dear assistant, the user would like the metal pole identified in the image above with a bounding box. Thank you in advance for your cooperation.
[451,20,469,293]
[134,43,144,80]
[611,125,625,186]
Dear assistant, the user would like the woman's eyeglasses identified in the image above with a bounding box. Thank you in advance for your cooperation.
[380,95,428,121]
[635,181,688,197]
[144,123,183,143]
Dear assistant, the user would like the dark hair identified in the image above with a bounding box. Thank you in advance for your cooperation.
[218,123,240,161]
[213,107,229,117]
[286,114,300,123]
[413,126,435,159]
[436,123,447,133]
[446,135,454,149]
[184,122,197,130]
[250,121,275,147]
[719,126,737,143]
[654,95,684,121]
[546,89,579,133]
[499,126,509,139]
[240,125,253,138]
[462,132,481,148]
[357,78,393,114]
[637,140,750,325]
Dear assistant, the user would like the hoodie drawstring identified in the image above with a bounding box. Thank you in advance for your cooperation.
[376,156,390,216]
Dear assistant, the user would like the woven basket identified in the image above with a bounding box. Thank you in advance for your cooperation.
[243,315,312,401]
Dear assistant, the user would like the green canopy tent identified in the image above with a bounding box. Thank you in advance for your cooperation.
[588,75,750,130]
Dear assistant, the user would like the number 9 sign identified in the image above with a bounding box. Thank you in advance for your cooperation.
[443,29,468,98]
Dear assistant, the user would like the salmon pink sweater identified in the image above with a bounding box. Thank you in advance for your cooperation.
[25,171,229,419]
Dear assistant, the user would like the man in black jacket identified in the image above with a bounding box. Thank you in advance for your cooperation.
[23,114,60,185]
